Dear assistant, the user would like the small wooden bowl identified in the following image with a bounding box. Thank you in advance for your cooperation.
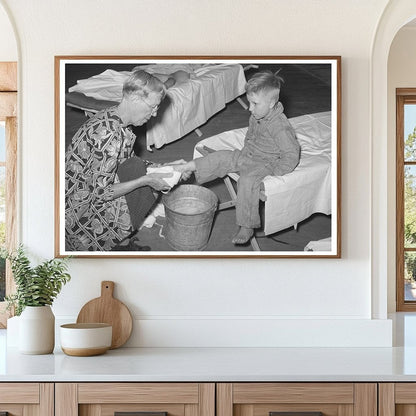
[60,323,112,356]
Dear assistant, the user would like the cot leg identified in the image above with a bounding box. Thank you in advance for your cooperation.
[237,97,248,110]
[224,176,237,200]
[195,128,203,137]
[218,200,236,211]
[250,236,261,251]
[218,177,237,211]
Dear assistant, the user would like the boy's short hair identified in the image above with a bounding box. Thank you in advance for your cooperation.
[245,70,283,102]
[122,69,166,101]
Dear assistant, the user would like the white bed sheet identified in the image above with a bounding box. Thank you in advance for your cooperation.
[68,64,247,149]
[193,111,332,236]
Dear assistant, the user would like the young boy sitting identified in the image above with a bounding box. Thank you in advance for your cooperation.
[178,70,301,245]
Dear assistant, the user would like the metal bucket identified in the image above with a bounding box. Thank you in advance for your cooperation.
[163,185,218,251]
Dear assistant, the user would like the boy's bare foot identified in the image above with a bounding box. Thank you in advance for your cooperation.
[172,161,196,181]
[232,226,254,245]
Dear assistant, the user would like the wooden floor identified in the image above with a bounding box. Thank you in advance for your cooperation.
[64,63,332,253]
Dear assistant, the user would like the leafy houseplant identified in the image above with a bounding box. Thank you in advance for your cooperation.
[4,245,71,316]
[2,246,71,354]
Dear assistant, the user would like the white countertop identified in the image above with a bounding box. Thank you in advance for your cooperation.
[3,313,416,382]
[2,345,416,382]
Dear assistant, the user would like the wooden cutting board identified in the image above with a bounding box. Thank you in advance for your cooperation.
[76,281,133,349]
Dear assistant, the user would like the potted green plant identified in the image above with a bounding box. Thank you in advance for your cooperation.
[3,245,71,354]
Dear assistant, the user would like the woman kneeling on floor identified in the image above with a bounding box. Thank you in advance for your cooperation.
[65,69,183,252]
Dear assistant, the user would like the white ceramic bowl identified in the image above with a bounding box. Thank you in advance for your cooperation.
[60,323,112,356]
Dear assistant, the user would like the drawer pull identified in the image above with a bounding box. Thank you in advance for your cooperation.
[270,413,323,416]
[115,412,167,416]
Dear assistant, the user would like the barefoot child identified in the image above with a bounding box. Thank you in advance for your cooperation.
[178,70,300,245]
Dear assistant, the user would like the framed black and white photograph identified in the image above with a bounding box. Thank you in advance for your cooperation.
[55,56,341,258]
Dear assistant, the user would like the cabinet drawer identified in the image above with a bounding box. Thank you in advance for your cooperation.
[0,383,39,403]
[0,383,53,416]
[56,383,215,416]
[78,383,200,404]
[218,383,376,416]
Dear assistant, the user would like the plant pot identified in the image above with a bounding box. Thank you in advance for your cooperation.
[19,305,55,354]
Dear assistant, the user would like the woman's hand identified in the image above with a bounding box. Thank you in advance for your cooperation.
[161,159,194,181]
[145,172,173,192]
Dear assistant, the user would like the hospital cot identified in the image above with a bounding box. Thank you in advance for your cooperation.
[65,63,247,150]
[193,111,333,251]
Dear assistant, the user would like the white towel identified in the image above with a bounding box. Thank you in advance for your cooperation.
[146,165,181,190]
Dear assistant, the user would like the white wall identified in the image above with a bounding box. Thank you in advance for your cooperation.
[387,26,416,312]
[0,3,16,61]
[0,0,394,347]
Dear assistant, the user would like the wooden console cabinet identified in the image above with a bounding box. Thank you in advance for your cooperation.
[5,381,416,416]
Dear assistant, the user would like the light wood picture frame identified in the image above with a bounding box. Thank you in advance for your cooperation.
[55,56,341,258]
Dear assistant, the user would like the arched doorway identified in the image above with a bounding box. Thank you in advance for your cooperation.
[0,1,18,326]
[387,17,416,311]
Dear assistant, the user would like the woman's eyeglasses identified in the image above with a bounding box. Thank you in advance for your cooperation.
[141,97,160,114]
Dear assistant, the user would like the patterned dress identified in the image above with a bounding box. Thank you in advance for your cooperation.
[65,108,137,251]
